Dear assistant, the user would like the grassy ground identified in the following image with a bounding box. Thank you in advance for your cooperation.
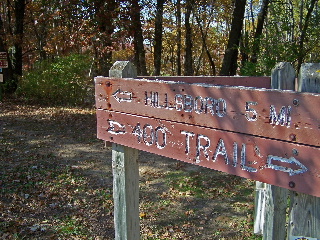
[0,98,262,239]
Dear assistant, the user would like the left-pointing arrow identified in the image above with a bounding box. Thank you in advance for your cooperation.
[112,89,133,103]
[266,155,308,176]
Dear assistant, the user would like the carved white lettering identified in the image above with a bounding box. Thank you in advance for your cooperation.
[240,144,257,172]
[184,95,194,112]
[232,142,238,167]
[181,130,195,154]
[216,98,227,117]
[194,96,204,114]
[143,124,154,146]
[133,123,167,149]
[196,134,211,162]
[144,91,227,118]
[245,101,258,121]
[180,133,258,173]
[175,94,184,111]
[155,126,167,149]
[132,123,143,143]
[269,105,292,127]
[213,139,229,164]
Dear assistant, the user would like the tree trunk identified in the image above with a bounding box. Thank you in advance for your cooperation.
[220,0,246,76]
[250,0,270,64]
[14,0,26,78]
[0,16,6,52]
[93,0,117,76]
[240,31,249,70]
[2,0,26,94]
[176,0,182,76]
[184,0,193,76]
[297,0,318,72]
[195,15,216,75]
[0,14,14,94]
[153,0,165,75]
[131,0,148,76]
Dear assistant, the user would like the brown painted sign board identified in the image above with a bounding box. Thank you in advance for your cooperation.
[0,52,7,59]
[95,77,320,197]
[97,110,320,197]
[96,77,320,147]
[0,60,8,68]
[0,52,8,68]
[137,76,271,89]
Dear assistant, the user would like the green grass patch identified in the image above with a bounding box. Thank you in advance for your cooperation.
[165,169,255,200]
[17,53,93,106]
[55,216,90,238]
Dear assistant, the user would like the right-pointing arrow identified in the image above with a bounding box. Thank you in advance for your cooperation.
[266,155,308,176]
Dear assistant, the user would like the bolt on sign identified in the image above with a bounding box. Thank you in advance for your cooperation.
[95,77,320,197]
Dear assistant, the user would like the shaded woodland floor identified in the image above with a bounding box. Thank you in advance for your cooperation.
[0,98,261,239]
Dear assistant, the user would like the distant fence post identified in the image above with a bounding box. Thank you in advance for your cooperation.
[255,62,295,239]
[287,63,320,239]
[254,181,266,234]
[109,61,140,240]
[271,62,296,90]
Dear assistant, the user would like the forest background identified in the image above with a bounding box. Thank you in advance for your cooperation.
[0,0,320,105]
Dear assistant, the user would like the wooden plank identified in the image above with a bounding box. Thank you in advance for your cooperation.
[259,62,293,239]
[263,184,288,240]
[0,52,7,59]
[271,62,295,90]
[288,193,320,238]
[95,77,320,147]
[109,61,140,240]
[97,110,320,197]
[137,76,271,88]
[298,63,320,93]
[0,60,8,68]
[112,143,140,240]
[288,63,320,239]
[254,181,266,234]
[109,61,137,78]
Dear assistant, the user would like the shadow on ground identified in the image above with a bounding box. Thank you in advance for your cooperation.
[0,99,261,240]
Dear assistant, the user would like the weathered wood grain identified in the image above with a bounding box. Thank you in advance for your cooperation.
[261,62,293,240]
[112,143,140,240]
[271,62,296,90]
[95,76,320,147]
[97,109,320,197]
[137,75,271,88]
[288,63,320,239]
[109,61,140,240]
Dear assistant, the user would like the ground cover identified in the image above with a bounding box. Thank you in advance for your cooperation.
[0,98,261,239]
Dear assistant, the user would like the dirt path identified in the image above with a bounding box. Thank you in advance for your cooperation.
[0,99,261,240]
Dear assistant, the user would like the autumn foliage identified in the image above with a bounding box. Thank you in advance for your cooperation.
[1,0,320,101]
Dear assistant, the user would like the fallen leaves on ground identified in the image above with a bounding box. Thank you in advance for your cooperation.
[1,98,262,240]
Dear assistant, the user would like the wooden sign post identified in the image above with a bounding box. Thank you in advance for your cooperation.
[108,61,140,240]
[0,52,8,68]
[287,63,320,239]
[255,62,295,239]
[96,61,320,239]
[96,77,320,195]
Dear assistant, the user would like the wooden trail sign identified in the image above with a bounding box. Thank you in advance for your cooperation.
[96,77,320,147]
[95,77,320,197]
[97,110,320,197]
[137,75,271,89]
[0,52,8,68]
